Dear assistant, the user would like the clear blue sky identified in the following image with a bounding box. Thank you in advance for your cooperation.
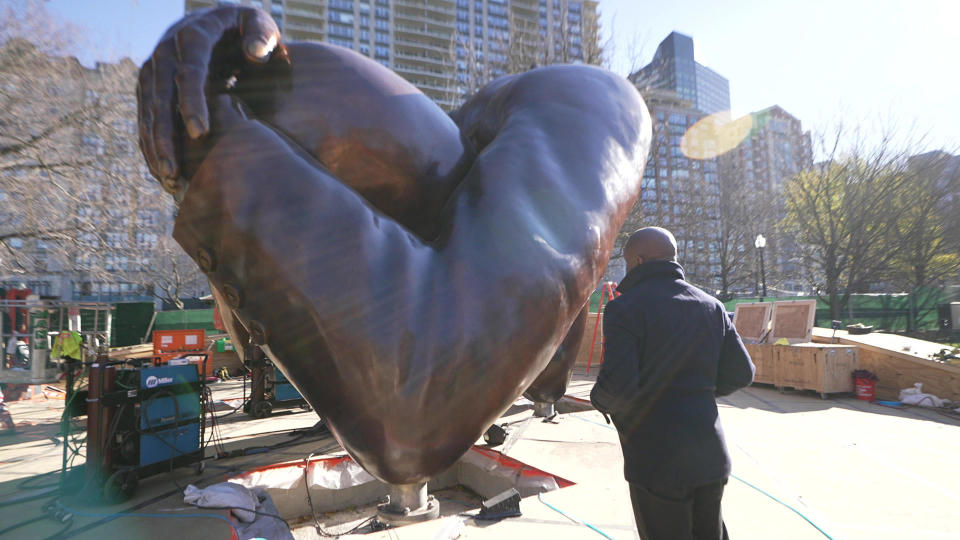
[47,0,959,152]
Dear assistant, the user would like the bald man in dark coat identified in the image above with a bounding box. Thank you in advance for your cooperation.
[591,227,754,540]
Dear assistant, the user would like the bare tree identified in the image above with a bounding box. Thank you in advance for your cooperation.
[887,151,960,328]
[447,0,605,107]
[781,123,919,319]
[1,4,204,303]
[0,0,85,56]
[715,157,764,299]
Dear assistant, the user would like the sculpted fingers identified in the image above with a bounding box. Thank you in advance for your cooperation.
[137,65,161,181]
[138,6,282,187]
[175,7,281,140]
[174,22,219,141]
[238,8,281,63]
[148,42,181,184]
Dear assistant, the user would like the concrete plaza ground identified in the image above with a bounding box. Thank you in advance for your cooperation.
[1,366,958,539]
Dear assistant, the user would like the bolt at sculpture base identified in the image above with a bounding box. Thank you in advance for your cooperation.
[533,401,556,418]
[376,482,440,527]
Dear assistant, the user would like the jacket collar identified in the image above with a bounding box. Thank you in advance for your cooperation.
[617,260,685,293]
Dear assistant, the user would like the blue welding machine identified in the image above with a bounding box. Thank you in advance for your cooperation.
[274,367,304,402]
[137,364,202,467]
[113,363,204,473]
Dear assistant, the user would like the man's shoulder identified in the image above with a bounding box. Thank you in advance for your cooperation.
[673,280,722,306]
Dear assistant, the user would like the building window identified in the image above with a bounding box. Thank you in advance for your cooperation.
[329,24,354,38]
[329,11,354,24]
[329,37,354,48]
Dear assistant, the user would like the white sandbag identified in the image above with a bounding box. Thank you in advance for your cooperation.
[899,383,945,408]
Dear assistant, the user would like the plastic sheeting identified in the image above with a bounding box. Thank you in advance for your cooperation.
[230,455,375,492]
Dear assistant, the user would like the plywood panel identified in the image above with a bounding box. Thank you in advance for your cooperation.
[771,300,816,344]
[817,346,859,393]
[776,346,820,391]
[855,348,960,401]
[575,312,604,368]
[745,344,775,384]
[734,303,772,342]
[812,329,960,401]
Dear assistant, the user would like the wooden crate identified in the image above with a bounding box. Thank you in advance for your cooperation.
[774,344,858,396]
[575,312,604,368]
[744,344,776,385]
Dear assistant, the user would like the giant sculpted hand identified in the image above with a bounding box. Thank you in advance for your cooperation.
[139,8,651,484]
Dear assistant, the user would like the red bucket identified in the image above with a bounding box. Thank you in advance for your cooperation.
[855,378,876,401]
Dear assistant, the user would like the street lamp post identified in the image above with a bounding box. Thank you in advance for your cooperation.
[755,234,767,302]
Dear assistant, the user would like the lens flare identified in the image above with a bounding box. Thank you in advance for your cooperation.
[680,111,754,160]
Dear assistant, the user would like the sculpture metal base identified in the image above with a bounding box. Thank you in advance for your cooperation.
[533,401,556,418]
[376,482,440,527]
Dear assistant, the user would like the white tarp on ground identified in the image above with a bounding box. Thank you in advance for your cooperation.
[225,447,568,521]
[230,455,376,491]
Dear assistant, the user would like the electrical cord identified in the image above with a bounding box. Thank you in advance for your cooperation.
[0,514,47,536]
[570,413,834,539]
[186,504,291,532]
[341,516,376,535]
[0,488,57,508]
[6,364,213,539]
[18,470,60,490]
[537,492,614,539]
[44,500,239,539]
[728,474,833,539]
[300,446,361,538]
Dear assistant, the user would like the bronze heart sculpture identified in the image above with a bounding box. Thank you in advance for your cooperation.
[138,7,650,484]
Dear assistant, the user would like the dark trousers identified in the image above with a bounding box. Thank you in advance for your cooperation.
[629,480,728,540]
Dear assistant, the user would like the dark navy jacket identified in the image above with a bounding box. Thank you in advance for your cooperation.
[590,260,754,489]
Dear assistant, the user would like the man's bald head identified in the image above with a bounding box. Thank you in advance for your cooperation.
[623,227,677,272]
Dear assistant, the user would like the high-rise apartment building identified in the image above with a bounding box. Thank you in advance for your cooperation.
[631,31,730,115]
[600,85,722,290]
[185,0,598,109]
[635,88,722,290]
[719,105,812,294]
[615,32,730,290]
[0,40,206,303]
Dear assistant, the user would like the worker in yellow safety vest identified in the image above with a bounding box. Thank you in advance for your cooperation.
[52,331,83,361]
